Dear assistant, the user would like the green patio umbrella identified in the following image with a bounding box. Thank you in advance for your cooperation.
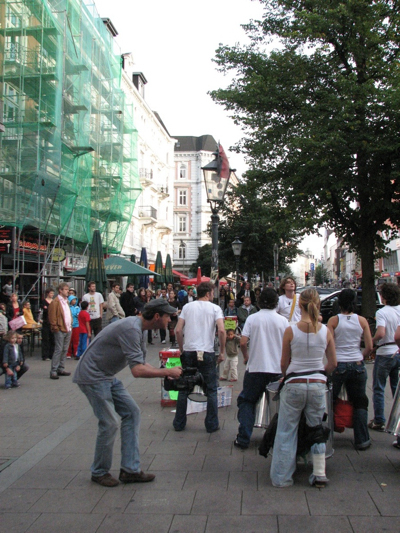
[73,256,158,277]
[155,251,165,289]
[165,254,174,284]
[85,230,107,296]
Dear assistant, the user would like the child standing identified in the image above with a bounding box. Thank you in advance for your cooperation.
[220,329,240,382]
[3,331,22,389]
[76,300,91,359]
[67,295,80,359]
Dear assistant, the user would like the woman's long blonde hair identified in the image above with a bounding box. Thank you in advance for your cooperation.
[299,288,320,332]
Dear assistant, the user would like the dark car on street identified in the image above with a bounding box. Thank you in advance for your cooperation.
[296,286,336,296]
[319,289,384,324]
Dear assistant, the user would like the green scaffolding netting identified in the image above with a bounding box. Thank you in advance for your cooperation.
[0,0,141,253]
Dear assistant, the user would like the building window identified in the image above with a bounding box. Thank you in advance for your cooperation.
[179,163,187,179]
[178,216,187,233]
[178,189,187,206]
[179,242,186,259]
[383,251,399,273]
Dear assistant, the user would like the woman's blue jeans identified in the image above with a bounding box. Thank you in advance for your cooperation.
[79,378,141,477]
[331,361,370,447]
[372,353,400,424]
[173,351,218,432]
[270,382,326,488]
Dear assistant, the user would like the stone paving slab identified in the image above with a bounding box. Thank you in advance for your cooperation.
[277,515,353,533]
[349,516,400,532]
[0,512,41,533]
[0,343,399,532]
[305,489,380,516]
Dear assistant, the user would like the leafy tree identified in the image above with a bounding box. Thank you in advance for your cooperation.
[191,183,302,280]
[191,243,231,278]
[211,0,400,316]
[315,264,329,286]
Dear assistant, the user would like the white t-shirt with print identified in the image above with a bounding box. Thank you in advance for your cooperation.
[82,292,104,320]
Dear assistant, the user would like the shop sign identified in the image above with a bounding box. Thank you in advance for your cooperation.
[0,228,13,253]
[18,237,47,254]
[51,248,66,262]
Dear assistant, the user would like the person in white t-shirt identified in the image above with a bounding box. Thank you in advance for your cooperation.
[369,283,400,432]
[277,277,302,324]
[234,289,289,450]
[173,282,225,433]
[82,282,104,337]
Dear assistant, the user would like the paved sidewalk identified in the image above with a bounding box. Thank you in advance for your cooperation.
[0,342,399,532]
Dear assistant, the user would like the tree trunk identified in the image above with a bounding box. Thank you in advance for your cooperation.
[359,235,376,318]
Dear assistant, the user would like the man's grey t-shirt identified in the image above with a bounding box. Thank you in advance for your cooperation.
[73,316,146,384]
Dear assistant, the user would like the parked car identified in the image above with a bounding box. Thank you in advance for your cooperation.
[296,286,336,296]
[319,289,384,323]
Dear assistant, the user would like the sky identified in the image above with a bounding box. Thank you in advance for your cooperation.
[90,0,324,258]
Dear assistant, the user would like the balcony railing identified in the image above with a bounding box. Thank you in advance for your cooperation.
[138,206,157,219]
[139,168,153,180]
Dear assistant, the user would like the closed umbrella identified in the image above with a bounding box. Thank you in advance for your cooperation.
[127,254,136,286]
[165,254,174,285]
[155,251,165,289]
[85,230,107,296]
[138,247,149,289]
[197,266,202,286]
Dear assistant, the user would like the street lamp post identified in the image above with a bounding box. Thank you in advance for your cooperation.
[180,239,186,275]
[201,144,236,304]
[231,237,243,296]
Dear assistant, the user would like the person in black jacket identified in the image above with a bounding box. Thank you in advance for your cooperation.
[120,283,137,317]
[182,287,196,307]
[235,282,256,307]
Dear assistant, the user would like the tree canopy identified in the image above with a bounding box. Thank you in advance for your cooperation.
[211,0,400,315]
[191,183,302,279]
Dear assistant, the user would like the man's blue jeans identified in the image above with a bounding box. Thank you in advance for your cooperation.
[173,351,218,432]
[270,382,326,488]
[236,371,281,447]
[331,361,370,447]
[372,353,400,424]
[79,378,141,477]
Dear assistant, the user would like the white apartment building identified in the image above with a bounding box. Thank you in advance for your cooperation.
[120,54,175,265]
[172,135,238,275]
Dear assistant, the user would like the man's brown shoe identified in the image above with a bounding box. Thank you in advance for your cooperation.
[57,371,71,376]
[91,473,119,487]
[119,469,155,483]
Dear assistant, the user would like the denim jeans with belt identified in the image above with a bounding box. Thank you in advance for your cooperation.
[173,351,218,432]
[331,361,370,447]
[270,382,326,488]
[372,353,400,424]
[79,378,141,477]
[236,371,281,447]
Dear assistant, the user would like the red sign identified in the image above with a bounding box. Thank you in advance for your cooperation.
[0,228,13,253]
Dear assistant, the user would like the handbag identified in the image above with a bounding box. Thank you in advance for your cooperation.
[334,384,354,432]
[9,315,27,330]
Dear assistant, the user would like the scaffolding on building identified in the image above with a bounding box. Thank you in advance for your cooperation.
[0,0,141,298]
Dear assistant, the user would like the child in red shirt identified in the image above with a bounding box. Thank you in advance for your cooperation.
[76,300,91,359]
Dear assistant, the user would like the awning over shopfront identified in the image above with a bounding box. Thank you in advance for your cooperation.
[71,256,158,277]
[172,269,189,280]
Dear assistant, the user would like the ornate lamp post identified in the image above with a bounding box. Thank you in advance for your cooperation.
[201,144,236,304]
[231,237,243,296]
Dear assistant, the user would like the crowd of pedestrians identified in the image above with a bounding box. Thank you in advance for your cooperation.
[2,275,400,492]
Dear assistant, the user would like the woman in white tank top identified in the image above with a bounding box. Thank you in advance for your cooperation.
[270,289,336,489]
[327,289,373,450]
